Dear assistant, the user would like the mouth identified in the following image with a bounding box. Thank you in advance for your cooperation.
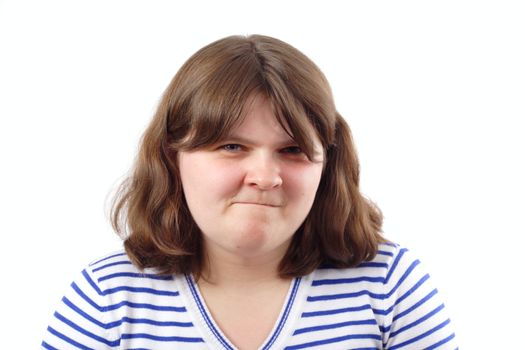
[233,202,281,208]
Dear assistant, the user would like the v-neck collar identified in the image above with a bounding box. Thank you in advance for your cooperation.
[181,274,308,350]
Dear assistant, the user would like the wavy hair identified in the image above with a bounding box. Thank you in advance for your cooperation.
[111,34,385,277]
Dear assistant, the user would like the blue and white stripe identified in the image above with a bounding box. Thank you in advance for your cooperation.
[42,243,457,349]
[42,251,204,349]
[283,243,457,349]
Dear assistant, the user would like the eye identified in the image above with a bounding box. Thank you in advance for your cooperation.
[221,144,243,152]
[280,146,303,154]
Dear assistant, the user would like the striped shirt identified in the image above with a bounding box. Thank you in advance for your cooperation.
[41,243,457,349]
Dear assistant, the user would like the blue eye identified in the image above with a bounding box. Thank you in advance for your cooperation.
[222,144,242,152]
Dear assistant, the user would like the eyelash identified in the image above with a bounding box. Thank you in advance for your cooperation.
[280,146,303,154]
[222,144,243,152]
[220,144,304,154]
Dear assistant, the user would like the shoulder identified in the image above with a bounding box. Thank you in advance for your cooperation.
[371,241,412,267]
[87,249,137,276]
[311,242,457,348]
[314,242,411,281]
[84,249,178,293]
[42,250,192,348]
[375,243,457,349]
[308,242,430,306]
[306,243,407,307]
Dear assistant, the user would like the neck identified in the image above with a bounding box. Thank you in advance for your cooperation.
[198,242,290,289]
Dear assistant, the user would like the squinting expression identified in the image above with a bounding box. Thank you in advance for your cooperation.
[178,94,324,260]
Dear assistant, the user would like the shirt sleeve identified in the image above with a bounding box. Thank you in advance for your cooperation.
[41,265,119,349]
[380,245,458,349]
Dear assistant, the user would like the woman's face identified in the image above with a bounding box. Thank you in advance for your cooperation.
[178,94,324,261]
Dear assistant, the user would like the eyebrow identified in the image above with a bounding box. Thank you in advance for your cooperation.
[223,134,294,146]
[222,135,324,158]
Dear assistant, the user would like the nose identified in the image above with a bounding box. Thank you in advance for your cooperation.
[244,152,283,190]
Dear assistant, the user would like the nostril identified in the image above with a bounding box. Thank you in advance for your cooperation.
[246,172,283,190]
[243,153,283,189]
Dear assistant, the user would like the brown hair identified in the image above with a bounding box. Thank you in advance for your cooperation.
[111,34,385,277]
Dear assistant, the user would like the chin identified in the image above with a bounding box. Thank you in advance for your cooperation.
[233,230,269,250]
[234,232,292,257]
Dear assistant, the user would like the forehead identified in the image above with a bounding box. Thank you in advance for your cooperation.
[229,93,318,140]
[227,95,291,137]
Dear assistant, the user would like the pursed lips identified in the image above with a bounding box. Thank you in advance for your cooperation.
[232,201,282,208]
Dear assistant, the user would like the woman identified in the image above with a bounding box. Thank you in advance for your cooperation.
[42,35,457,349]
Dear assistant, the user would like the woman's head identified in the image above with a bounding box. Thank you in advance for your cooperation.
[178,93,325,270]
[111,34,384,277]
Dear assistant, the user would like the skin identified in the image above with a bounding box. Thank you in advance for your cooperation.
[177,93,324,349]
[179,93,324,274]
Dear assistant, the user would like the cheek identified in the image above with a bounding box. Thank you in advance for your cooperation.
[179,156,241,204]
[283,165,323,202]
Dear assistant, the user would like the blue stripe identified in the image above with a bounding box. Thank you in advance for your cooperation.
[426,333,456,350]
[377,250,394,257]
[312,276,384,286]
[186,275,234,350]
[102,285,180,296]
[90,252,126,267]
[63,296,112,328]
[121,333,204,343]
[72,282,186,312]
[63,296,193,329]
[302,304,371,317]
[46,326,93,350]
[392,274,431,316]
[373,277,433,317]
[388,319,452,350]
[310,258,423,302]
[379,324,390,333]
[92,260,133,273]
[98,272,172,282]
[41,341,59,350]
[386,259,422,297]
[82,270,103,295]
[307,289,383,301]
[284,333,382,349]
[358,262,389,269]
[319,262,388,269]
[293,318,377,335]
[72,282,102,311]
[384,248,409,284]
[262,278,301,350]
[54,312,120,346]
[102,300,186,312]
[319,243,396,269]
[83,269,179,296]
[121,317,193,327]
[390,304,445,338]
[391,286,436,321]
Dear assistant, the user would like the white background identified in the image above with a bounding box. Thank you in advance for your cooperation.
[1,0,524,348]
